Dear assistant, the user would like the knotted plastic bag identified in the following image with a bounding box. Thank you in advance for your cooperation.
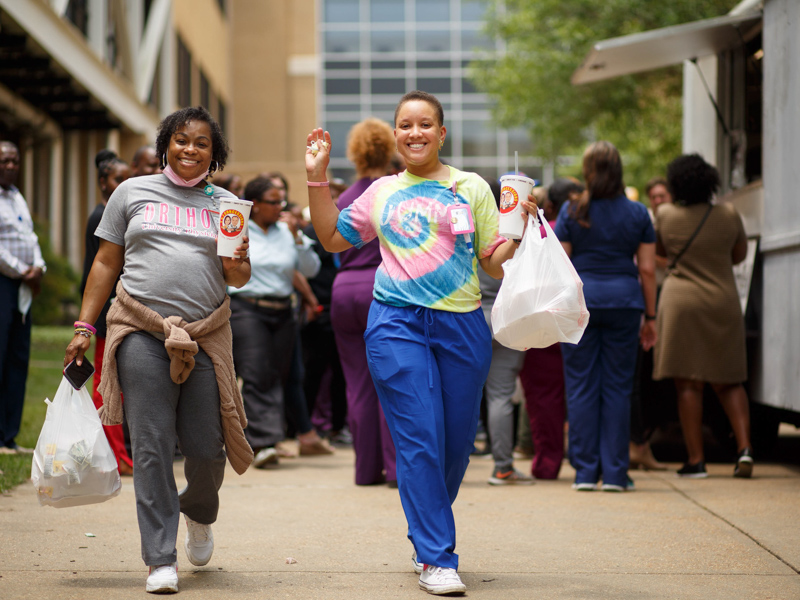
[492,209,590,350]
[31,377,121,508]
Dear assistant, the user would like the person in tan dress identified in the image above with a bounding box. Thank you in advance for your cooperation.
[653,154,753,479]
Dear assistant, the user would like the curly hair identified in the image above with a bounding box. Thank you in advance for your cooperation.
[155,106,229,175]
[667,154,719,206]
[346,118,395,177]
[394,90,444,127]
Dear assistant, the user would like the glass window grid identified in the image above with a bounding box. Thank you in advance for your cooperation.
[318,0,525,177]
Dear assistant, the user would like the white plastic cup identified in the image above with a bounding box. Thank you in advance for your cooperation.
[498,174,535,240]
[217,198,253,257]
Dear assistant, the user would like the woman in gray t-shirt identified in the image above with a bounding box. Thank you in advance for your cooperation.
[64,106,251,594]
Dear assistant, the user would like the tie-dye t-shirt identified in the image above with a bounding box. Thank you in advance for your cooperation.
[336,166,505,312]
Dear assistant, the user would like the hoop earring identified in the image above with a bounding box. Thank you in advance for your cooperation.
[161,153,168,169]
[209,160,218,174]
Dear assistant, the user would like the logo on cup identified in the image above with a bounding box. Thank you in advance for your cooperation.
[220,209,245,238]
[499,187,519,214]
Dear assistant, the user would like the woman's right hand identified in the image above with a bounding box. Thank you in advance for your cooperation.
[305,128,332,181]
[64,333,92,368]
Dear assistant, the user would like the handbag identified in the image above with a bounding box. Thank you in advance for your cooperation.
[491,209,590,350]
[31,377,121,508]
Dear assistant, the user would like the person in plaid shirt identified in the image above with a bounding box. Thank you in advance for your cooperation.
[0,141,45,455]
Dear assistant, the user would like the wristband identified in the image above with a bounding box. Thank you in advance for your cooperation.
[307,181,330,187]
[74,321,97,335]
[644,314,656,321]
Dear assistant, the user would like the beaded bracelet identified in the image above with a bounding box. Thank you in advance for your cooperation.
[74,321,96,335]
[74,328,93,338]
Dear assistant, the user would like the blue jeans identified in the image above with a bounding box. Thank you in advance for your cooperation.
[561,308,640,487]
[365,301,491,569]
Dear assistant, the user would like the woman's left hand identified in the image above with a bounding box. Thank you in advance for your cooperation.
[222,235,251,287]
[640,319,657,351]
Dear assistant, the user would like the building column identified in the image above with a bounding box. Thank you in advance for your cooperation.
[66,131,82,270]
[48,135,64,255]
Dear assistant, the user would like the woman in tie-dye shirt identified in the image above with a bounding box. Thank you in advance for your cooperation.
[305,91,535,596]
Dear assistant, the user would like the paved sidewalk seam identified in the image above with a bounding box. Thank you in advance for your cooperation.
[654,474,800,575]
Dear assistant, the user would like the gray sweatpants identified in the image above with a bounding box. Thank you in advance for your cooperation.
[485,338,525,470]
[118,331,227,566]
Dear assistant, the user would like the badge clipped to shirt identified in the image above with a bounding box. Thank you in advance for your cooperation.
[447,203,475,235]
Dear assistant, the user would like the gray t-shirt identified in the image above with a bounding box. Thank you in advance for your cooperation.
[96,174,236,322]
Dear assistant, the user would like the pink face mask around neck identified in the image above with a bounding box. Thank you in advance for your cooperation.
[163,163,209,188]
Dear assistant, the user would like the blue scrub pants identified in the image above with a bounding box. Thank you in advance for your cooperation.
[365,301,492,569]
[561,308,640,488]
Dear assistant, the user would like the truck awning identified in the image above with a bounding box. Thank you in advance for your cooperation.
[571,10,761,85]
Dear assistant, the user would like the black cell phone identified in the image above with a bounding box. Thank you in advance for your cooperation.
[63,358,95,390]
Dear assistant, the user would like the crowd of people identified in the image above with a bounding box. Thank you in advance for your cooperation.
[0,88,755,595]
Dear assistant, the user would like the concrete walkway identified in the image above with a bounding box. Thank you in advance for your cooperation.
[1,448,799,599]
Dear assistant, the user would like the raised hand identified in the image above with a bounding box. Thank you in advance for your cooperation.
[305,128,332,181]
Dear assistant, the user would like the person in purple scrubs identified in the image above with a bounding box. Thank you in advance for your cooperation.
[330,118,398,486]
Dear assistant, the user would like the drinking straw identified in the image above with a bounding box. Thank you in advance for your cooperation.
[515,151,519,175]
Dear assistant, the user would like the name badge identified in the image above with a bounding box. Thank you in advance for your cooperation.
[447,204,475,235]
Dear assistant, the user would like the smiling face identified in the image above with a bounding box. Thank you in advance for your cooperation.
[167,120,213,182]
[394,100,446,174]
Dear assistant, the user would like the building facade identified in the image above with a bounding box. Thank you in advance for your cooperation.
[318,0,540,182]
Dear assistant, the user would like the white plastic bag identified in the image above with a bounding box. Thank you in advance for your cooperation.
[492,209,590,350]
[31,377,121,508]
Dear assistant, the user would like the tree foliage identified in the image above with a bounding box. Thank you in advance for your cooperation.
[471,0,740,191]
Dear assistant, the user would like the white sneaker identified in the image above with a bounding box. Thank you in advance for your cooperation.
[571,482,598,491]
[412,550,423,574]
[146,562,178,594]
[418,564,466,595]
[253,446,279,469]
[184,516,214,566]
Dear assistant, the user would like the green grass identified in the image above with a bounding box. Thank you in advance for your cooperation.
[0,327,96,493]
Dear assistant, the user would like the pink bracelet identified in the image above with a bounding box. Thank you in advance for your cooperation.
[74,321,97,335]
[307,181,330,187]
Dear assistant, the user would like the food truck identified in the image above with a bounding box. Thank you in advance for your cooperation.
[571,0,800,448]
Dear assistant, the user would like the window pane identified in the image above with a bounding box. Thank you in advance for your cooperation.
[417,60,450,69]
[462,77,478,94]
[370,0,404,22]
[416,0,449,22]
[461,0,489,21]
[325,78,361,95]
[507,128,533,155]
[325,0,359,22]
[371,30,405,53]
[461,29,494,52]
[326,31,359,53]
[462,119,497,156]
[417,77,451,94]
[326,60,360,69]
[372,60,405,69]
[416,30,450,53]
[371,78,407,95]
[326,121,358,158]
